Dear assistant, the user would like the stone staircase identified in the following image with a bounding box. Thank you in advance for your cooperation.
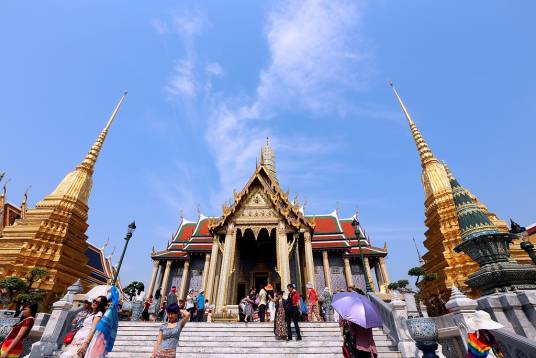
[109,321,402,357]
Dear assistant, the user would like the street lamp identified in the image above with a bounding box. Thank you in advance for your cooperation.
[352,213,372,293]
[112,221,136,285]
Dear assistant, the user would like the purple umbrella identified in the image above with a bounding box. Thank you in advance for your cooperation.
[332,291,382,328]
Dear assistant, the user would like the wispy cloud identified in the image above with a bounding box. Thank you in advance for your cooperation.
[206,0,371,206]
[155,0,372,211]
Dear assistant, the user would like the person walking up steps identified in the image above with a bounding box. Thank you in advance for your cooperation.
[258,285,268,322]
[306,282,322,322]
[196,289,205,322]
[285,284,302,341]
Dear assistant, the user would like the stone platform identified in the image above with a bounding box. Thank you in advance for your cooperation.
[109,321,402,357]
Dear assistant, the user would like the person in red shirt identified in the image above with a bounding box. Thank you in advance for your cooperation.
[306,283,322,322]
[285,284,302,341]
[0,302,37,358]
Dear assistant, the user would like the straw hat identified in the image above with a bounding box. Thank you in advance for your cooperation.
[265,284,273,291]
[466,310,504,332]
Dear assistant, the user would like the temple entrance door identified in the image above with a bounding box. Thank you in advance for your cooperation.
[254,273,268,292]
[235,227,277,303]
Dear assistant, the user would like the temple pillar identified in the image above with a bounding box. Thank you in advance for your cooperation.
[379,257,391,286]
[363,256,375,291]
[178,260,190,300]
[374,260,385,292]
[304,231,316,290]
[206,238,220,304]
[276,222,291,289]
[215,224,236,312]
[322,251,333,293]
[343,257,354,289]
[201,253,211,290]
[160,260,173,296]
[147,260,160,297]
[294,239,303,294]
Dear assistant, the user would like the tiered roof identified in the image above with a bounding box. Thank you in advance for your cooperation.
[151,210,387,260]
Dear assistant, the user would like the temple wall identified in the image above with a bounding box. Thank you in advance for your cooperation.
[189,256,205,291]
[351,259,366,291]
[313,253,326,291]
[328,254,345,291]
[170,263,183,291]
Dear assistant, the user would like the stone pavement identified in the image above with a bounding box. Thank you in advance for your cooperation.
[109,321,402,357]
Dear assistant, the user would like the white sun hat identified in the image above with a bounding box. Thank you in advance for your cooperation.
[466,310,504,332]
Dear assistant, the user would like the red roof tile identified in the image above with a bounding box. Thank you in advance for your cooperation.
[173,222,196,242]
[193,218,211,237]
[311,216,341,234]
[340,220,357,239]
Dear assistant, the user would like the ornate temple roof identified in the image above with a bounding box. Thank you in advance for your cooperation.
[152,209,387,259]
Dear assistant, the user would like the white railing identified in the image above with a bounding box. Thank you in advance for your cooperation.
[368,293,399,343]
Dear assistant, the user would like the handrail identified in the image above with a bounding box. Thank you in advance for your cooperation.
[368,293,399,343]
[494,328,536,356]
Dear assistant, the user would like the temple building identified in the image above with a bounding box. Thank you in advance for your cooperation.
[390,83,536,313]
[149,141,391,314]
[0,92,127,308]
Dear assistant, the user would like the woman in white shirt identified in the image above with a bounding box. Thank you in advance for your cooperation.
[60,295,107,358]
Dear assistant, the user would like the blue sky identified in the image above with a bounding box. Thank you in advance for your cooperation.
[1,1,535,288]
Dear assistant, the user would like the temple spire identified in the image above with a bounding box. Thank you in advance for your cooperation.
[78,91,127,174]
[47,91,127,205]
[389,82,436,167]
[260,136,277,181]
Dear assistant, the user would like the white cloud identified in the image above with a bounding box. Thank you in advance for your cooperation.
[257,0,369,113]
[166,59,196,97]
[206,62,224,77]
[205,0,370,205]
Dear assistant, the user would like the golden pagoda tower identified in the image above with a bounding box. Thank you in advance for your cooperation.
[0,92,127,307]
[388,83,518,311]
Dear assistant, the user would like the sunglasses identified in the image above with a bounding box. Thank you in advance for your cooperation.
[92,300,100,304]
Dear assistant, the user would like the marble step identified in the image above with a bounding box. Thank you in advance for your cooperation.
[108,353,402,358]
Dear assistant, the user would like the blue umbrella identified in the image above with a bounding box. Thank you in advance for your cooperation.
[332,291,382,328]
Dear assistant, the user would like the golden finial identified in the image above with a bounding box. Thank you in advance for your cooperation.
[389,82,435,167]
[1,178,11,198]
[20,185,31,219]
[442,160,454,180]
[78,90,127,173]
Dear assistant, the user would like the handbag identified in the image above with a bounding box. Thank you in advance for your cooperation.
[63,329,78,345]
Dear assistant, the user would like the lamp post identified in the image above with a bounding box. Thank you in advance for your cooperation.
[112,221,136,285]
[352,213,372,293]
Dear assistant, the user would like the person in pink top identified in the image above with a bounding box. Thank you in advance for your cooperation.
[306,283,322,322]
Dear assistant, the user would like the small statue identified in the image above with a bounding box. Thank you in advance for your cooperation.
[509,218,526,235]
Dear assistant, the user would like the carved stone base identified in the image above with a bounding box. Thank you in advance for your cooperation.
[455,233,536,296]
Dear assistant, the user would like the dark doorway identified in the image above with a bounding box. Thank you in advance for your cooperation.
[254,273,268,292]
[236,283,247,304]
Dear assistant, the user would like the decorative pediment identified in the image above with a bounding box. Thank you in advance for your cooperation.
[208,165,314,233]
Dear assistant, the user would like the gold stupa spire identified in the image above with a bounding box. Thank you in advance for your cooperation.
[47,91,127,205]
[389,82,435,167]
[79,91,127,174]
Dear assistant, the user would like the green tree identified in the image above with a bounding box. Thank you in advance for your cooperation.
[123,281,144,300]
[0,267,48,315]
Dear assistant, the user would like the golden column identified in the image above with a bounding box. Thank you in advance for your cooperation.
[201,253,211,290]
[304,231,316,289]
[294,239,303,293]
[160,260,173,296]
[147,261,160,297]
[363,257,375,291]
[215,224,236,312]
[206,239,220,304]
[343,257,354,288]
[373,261,385,292]
[276,222,291,289]
[322,251,333,293]
[178,260,190,300]
[379,257,391,286]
